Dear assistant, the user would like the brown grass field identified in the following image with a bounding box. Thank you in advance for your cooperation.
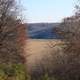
[24,39,63,71]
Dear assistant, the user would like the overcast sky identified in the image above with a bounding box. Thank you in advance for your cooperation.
[21,0,76,23]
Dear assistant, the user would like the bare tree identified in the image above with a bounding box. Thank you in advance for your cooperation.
[53,2,80,80]
[0,0,26,64]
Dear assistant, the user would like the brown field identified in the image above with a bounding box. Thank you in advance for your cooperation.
[24,39,63,70]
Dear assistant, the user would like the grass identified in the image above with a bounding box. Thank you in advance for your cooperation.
[0,64,27,80]
[0,64,58,80]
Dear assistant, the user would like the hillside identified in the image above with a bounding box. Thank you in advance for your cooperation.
[27,23,60,39]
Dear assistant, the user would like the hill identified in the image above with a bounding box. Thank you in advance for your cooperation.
[27,23,60,39]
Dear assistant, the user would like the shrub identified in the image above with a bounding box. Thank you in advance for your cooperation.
[0,64,27,80]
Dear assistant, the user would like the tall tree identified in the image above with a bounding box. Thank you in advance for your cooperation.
[54,1,80,79]
[0,0,26,64]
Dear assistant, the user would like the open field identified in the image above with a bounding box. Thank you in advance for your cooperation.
[24,39,63,71]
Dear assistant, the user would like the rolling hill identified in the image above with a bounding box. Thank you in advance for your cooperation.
[27,23,60,39]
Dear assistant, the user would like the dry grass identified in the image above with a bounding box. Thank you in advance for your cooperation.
[24,39,62,71]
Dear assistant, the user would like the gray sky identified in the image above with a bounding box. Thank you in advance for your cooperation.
[21,0,76,23]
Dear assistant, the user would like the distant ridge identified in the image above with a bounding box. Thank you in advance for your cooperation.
[27,23,60,39]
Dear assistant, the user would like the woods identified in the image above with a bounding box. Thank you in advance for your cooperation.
[0,0,26,64]
[0,0,27,80]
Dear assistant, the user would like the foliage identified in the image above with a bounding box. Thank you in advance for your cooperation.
[0,64,27,80]
[42,73,56,80]
[54,1,80,80]
[0,64,59,80]
[0,0,26,64]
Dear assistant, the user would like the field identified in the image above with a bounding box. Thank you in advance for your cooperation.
[24,39,62,71]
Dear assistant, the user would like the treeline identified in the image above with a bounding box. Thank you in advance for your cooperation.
[0,0,26,64]
[0,0,27,79]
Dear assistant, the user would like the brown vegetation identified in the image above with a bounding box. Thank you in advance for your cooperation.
[53,3,80,80]
[0,0,26,64]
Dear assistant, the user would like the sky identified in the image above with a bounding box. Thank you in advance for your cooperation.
[21,0,76,23]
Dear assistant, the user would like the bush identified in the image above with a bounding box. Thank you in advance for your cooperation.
[0,64,27,80]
